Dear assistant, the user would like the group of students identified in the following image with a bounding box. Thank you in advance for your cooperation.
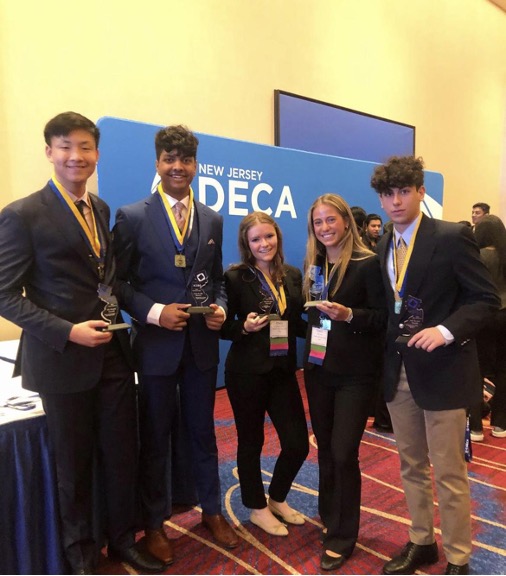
[0,112,501,576]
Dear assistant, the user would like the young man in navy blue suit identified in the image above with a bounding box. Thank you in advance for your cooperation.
[371,156,500,576]
[0,112,163,575]
[113,125,238,566]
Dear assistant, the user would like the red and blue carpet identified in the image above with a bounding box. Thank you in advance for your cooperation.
[99,374,506,575]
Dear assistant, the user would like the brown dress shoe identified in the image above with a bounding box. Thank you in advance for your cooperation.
[145,527,174,565]
[201,513,239,548]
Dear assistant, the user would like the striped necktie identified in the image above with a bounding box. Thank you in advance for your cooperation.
[173,202,185,232]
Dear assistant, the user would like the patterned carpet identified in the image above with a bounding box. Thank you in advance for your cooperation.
[99,372,506,575]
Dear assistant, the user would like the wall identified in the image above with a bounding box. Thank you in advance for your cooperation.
[0,0,505,339]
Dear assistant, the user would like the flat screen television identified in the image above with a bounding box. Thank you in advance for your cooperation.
[275,90,415,163]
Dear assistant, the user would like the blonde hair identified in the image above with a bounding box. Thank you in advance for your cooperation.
[303,194,373,298]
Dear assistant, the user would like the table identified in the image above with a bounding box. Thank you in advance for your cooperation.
[0,340,67,575]
[0,339,197,575]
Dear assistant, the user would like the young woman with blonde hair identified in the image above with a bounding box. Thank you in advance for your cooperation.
[303,194,387,571]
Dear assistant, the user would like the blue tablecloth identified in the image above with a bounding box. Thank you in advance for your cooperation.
[0,416,66,575]
[0,339,197,575]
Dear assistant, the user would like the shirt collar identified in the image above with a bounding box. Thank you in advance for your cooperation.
[394,213,422,247]
[65,189,90,207]
[162,192,190,210]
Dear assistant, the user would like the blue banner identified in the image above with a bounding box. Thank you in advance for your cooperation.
[97,116,444,384]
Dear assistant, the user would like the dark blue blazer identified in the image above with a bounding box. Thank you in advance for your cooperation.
[377,215,500,410]
[113,192,227,375]
[0,182,130,393]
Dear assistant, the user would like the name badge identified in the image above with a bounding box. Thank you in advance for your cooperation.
[308,326,328,365]
[269,320,289,357]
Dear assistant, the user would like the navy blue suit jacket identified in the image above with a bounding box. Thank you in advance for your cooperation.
[113,192,227,375]
[377,215,500,410]
[0,182,130,393]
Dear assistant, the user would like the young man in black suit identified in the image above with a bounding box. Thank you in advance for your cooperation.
[370,156,500,576]
[0,112,163,575]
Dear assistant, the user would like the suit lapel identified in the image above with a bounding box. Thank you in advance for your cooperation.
[403,215,437,298]
[378,230,397,308]
[145,192,179,264]
[187,202,210,288]
[42,185,100,277]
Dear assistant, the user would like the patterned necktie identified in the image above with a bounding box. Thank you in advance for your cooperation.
[395,237,408,280]
[173,202,185,232]
[75,200,91,230]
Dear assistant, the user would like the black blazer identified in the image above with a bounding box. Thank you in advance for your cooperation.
[0,183,131,394]
[221,265,306,374]
[377,215,500,410]
[303,253,387,377]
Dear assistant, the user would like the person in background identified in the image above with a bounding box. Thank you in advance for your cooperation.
[303,194,387,571]
[0,112,162,575]
[221,211,309,537]
[469,214,506,440]
[471,202,490,228]
[113,125,238,567]
[362,213,383,252]
[351,205,367,237]
[361,216,392,432]
[370,156,500,576]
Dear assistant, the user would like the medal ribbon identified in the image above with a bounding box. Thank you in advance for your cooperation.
[253,267,287,316]
[49,176,102,260]
[393,214,422,298]
[322,257,340,300]
[157,184,194,250]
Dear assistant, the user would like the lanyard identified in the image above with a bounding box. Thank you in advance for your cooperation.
[321,256,339,301]
[252,267,287,316]
[157,184,194,251]
[393,214,422,297]
[49,177,103,261]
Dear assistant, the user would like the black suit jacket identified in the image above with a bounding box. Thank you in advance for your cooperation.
[303,254,387,377]
[221,265,306,374]
[0,183,131,393]
[377,215,500,410]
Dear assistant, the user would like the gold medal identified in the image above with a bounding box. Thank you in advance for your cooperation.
[175,254,186,268]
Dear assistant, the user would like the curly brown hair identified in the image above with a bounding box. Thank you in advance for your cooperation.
[370,156,425,194]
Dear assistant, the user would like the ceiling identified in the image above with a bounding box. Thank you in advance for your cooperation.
[489,0,506,12]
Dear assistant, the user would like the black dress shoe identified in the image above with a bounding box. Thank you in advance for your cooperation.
[445,562,469,575]
[108,545,165,573]
[373,421,394,433]
[383,541,439,575]
[321,552,347,571]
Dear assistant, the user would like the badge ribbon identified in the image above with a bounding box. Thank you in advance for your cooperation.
[157,184,194,251]
[393,214,423,302]
[49,176,105,278]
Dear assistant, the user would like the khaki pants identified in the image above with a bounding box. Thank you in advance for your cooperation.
[387,365,472,565]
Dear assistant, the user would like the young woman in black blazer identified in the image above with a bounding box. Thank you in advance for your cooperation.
[303,194,386,571]
[221,212,309,536]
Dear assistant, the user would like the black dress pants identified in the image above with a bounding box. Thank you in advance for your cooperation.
[305,367,374,557]
[42,338,137,573]
[225,367,309,509]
